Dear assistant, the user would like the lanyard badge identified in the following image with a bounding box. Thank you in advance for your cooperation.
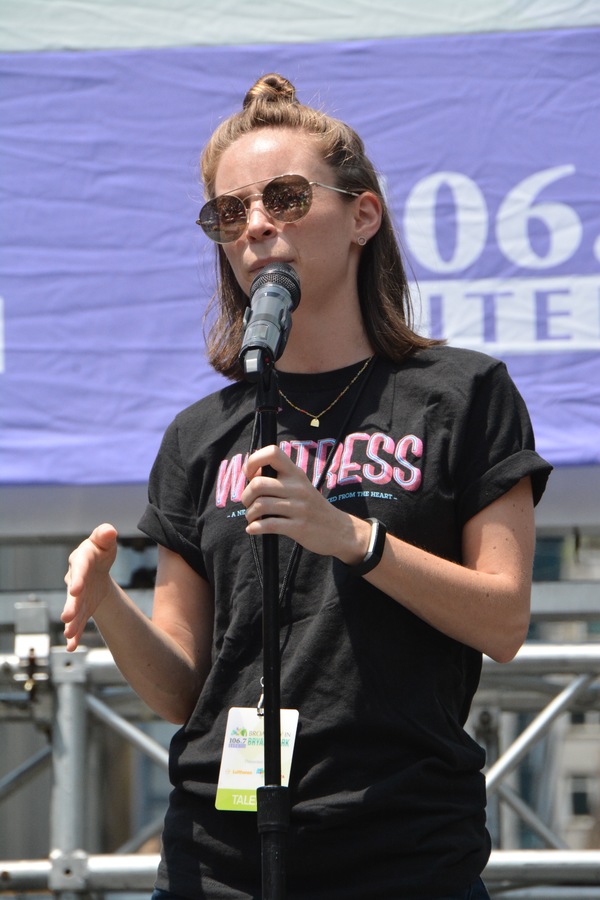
[216,705,299,812]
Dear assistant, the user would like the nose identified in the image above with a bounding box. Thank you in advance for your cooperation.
[244,197,277,240]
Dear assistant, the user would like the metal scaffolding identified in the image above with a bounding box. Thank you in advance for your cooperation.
[1,585,600,898]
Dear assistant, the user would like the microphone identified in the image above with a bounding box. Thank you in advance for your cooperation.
[239,262,301,380]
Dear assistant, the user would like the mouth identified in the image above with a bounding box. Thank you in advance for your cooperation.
[248,257,293,274]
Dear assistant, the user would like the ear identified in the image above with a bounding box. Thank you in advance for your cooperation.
[352,190,382,244]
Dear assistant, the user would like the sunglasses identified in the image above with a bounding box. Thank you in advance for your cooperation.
[196,173,360,244]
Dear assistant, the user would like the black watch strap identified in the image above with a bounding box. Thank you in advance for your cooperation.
[353,518,387,576]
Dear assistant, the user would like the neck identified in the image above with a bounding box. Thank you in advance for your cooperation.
[276,298,373,374]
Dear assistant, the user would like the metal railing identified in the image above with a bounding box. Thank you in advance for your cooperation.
[1,584,599,898]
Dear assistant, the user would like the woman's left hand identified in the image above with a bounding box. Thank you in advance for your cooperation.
[241,444,369,564]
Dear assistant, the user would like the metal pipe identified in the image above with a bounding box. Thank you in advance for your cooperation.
[486,674,595,794]
[4,641,600,684]
[0,744,51,801]
[86,694,169,769]
[3,850,600,892]
[48,647,88,898]
[497,783,568,850]
[484,849,600,883]
[115,812,166,854]
[483,644,600,675]
[3,637,600,894]
[492,890,600,899]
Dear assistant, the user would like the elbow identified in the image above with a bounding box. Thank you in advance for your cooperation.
[156,698,196,726]
[164,712,189,726]
[161,666,207,724]
[151,682,203,725]
[488,641,521,665]
[485,612,530,664]
[482,580,531,664]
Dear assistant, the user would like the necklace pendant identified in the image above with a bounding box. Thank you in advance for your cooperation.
[310,417,320,428]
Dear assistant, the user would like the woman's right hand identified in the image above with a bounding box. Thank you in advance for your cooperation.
[62,523,119,651]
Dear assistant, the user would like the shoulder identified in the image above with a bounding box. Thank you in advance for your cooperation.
[374,347,530,438]
[378,346,512,402]
[172,380,254,429]
[153,380,255,465]
[404,344,506,379]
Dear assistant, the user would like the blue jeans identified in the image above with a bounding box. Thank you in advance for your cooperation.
[151,876,490,899]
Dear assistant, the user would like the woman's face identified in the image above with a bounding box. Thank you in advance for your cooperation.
[212,128,364,310]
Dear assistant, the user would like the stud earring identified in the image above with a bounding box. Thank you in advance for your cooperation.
[357,236,367,246]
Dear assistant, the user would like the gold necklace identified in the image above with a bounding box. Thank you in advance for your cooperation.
[279,357,373,427]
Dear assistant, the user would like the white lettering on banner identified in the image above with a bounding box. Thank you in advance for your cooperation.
[402,165,600,353]
[413,276,600,353]
[0,297,4,373]
[403,166,591,274]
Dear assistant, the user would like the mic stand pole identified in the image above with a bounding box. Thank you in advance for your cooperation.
[248,350,289,900]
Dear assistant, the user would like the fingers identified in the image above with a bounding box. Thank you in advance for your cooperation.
[242,447,301,522]
[61,592,88,652]
[241,446,328,548]
[244,497,294,531]
[62,616,85,652]
[242,473,288,513]
[241,447,368,562]
[89,522,119,551]
[61,524,119,651]
[65,523,118,592]
[243,445,295,481]
[243,448,287,514]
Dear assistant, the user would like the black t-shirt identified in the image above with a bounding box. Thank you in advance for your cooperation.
[138,347,551,899]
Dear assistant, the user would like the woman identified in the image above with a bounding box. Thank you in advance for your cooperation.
[63,73,551,899]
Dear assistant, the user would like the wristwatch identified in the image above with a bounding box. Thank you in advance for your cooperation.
[353,518,387,576]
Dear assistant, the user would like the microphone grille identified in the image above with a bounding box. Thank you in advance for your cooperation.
[250,262,301,309]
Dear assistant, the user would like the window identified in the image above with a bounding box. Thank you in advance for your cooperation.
[571,776,591,816]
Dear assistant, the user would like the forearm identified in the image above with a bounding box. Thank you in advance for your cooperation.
[92,579,205,723]
[361,536,529,662]
[338,479,534,663]
[241,449,534,661]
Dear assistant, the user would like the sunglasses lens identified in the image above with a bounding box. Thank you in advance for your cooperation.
[198,195,246,243]
[197,175,314,242]
[264,175,312,222]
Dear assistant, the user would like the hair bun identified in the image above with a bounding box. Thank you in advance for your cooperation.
[243,73,297,110]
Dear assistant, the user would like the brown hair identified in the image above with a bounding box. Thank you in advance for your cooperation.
[201,73,441,380]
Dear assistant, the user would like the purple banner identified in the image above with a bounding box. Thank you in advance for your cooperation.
[1,29,599,484]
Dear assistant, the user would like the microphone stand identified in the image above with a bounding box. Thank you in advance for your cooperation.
[245,347,289,900]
